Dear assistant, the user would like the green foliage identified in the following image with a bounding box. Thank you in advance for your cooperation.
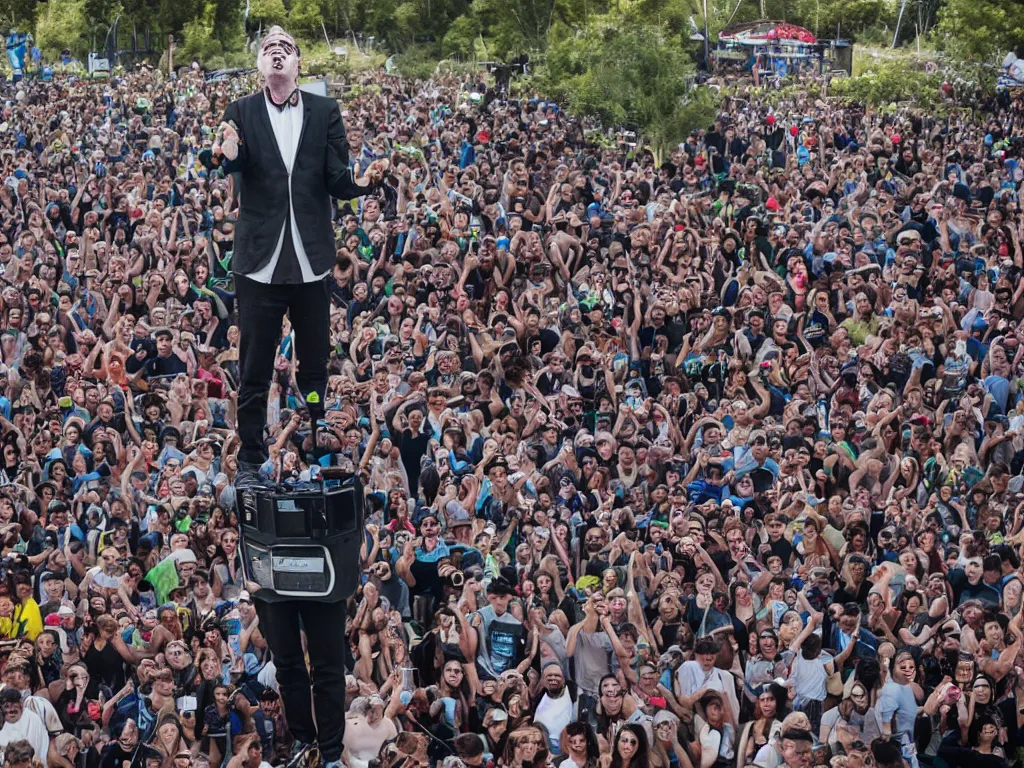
[391,43,442,79]
[441,13,479,58]
[540,22,711,154]
[936,0,1024,65]
[248,0,288,26]
[829,58,943,110]
[35,0,89,58]
[792,0,895,39]
[287,0,323,33]
[176,0,247,69]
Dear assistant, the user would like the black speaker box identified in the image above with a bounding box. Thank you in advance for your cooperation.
[239,475,364,603]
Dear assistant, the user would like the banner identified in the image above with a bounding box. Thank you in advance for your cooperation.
[5,32,27,80]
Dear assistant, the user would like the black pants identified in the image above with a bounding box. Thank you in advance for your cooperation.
[255,598,347,761]
[235,275,330,465]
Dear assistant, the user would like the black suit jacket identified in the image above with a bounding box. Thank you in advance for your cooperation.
[214,91,366,278]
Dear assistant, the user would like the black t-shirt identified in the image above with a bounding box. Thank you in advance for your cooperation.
[767,536,795,566]
[85,640,126,691]
[99,742,135,768]
[145,353,187,379]
[528,328,561,356]
[398,428,431,498]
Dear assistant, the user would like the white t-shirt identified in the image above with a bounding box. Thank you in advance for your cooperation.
[787,651,833,704]
[677,661,741,724]
[535,688,574,754]
[343,716,398,768]
[0,709,50,765]
[819,705,883,748]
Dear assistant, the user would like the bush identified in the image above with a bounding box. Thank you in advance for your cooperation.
[829,59,943,110]
[391,43,442,79]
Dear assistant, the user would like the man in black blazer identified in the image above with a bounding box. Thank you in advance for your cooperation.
[207,26,384,484]
[204,27,384,768]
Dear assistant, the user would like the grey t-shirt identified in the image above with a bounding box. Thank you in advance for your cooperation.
[574,630,613,695]
[878,680,918,739]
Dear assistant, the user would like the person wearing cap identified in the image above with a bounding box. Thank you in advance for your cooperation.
[225,731,268,768]
[479,707,508,763]
[1,658,63,736]
[947,555,1001,609]
[467,576,529,682]
[774,728,813,768]
[677,637,740,727]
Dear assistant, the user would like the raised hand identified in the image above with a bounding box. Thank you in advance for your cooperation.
[214,121,240,161]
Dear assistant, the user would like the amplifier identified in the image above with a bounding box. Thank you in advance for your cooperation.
[239,475,364,603]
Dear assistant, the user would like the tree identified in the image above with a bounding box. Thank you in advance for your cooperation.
[937,0,1024,64]
[441,13,479,57]
[541,22,713,156]
[36,0,90,57]
[248,0,287,25]
[288,0,324,35]
[176,0,246,68]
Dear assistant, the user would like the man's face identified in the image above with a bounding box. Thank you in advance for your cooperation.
[3,667,27,691]
[487,592,511,614]
[257,31,300,86]
[726,529,745,558]
[1,698,22,723]
[44,577,63,600]
[964,558,983,584]
[838,613,858,634]
[781,738,812,768]
[543,667,564,694]
[894,655,916,682]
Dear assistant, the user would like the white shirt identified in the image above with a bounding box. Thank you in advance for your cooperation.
[534,687,573,753]
[246,92,326,284]
[787,651,833,704]
[677,660,741,724]
[0,709,50,765]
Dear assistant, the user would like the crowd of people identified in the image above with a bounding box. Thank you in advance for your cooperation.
[0,48,1018,768]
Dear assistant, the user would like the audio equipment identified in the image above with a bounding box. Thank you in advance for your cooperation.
[239,474,364,603]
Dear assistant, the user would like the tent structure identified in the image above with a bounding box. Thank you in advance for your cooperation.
[718,21,818,45]
[713,20,852,79]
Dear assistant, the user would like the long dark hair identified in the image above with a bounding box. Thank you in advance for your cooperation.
[610,723,649,768]
[560,721,600,767]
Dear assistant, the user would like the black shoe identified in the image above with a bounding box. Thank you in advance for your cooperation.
[234,459,263,492]
[281,743,319,768]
